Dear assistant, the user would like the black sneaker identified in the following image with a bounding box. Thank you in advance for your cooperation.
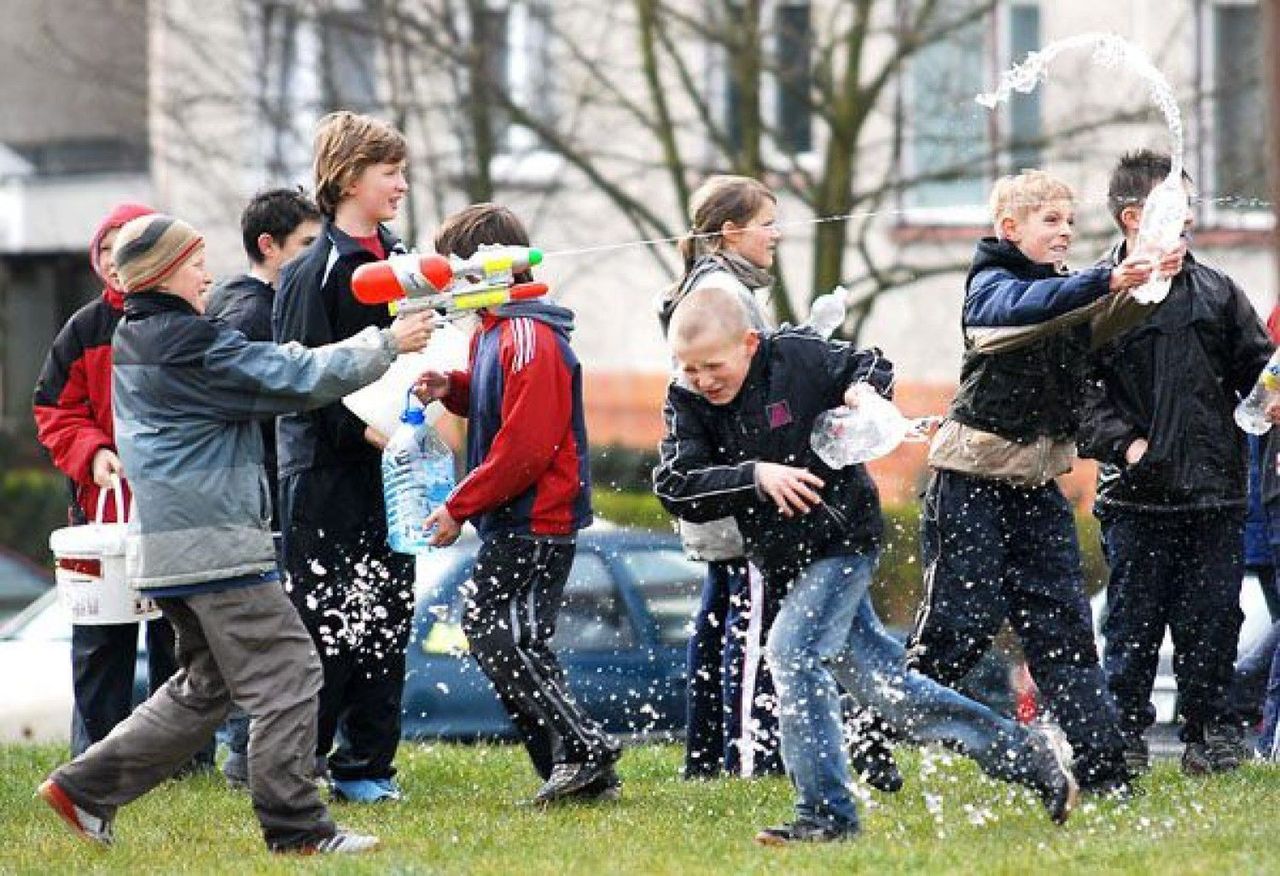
[1121,734,1150,775]
[755,819,859,846]
[1022,727,1079,825]
[534,760,616,805]
[1203,723,1248,773]
[1079,771,1142,801]
[1182,741,1212,776]
[566,766,622,803]
[273,828,379,855]
[848,735,904,794]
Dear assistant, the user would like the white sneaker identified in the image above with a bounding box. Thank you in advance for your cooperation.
[293,829,380,855]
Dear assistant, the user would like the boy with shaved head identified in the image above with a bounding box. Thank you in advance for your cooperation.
[654,287,1081,845]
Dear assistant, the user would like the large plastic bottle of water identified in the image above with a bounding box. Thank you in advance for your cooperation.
[383,397,456,554]
[807,285,850,338]
[1235,349,1280,435]
[1131,175,1188,304]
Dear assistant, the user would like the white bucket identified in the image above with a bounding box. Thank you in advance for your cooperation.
[48,479,160,625]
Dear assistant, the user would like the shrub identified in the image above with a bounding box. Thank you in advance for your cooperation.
[0,467,70,565]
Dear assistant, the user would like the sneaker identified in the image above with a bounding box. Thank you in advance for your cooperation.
[755,818,859,846]
[1078,771,1142,801]
[276,829,379,855]
[1121,734,1150,775]
[848,735,904,794]
[534,760,615,805]
[1023,727,1079,825]
[567,766,622,803]
[1181,741,1212,776]
[1203,723,1248,773]
[331,777,402,803]
[36,779,113,846]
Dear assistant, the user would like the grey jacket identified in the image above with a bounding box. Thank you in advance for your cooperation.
[112,291,397,590]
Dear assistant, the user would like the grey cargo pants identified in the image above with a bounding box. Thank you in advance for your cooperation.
[51,581,335,850]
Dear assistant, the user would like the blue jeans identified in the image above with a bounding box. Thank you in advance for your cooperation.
[766,553,1032,829]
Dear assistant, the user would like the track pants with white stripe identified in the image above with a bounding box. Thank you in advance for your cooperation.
[462,535,619,779]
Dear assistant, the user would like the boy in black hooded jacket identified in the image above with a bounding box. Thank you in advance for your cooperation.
[1077,150,1273,775]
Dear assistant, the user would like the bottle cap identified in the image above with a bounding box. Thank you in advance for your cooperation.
[401,388,426,424]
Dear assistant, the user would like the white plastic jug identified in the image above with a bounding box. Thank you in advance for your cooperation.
[48,477,159,625]
[810,385,938,468]
[343,321,470,438]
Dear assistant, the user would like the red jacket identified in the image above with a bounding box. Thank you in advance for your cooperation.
[32,203,153,523]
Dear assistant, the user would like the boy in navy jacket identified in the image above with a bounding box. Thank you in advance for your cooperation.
[655,286,1081,844]
[906,169,1161,796]
[414,203,618,804]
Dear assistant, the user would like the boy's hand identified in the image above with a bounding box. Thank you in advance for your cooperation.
[389,311,435,353]
[413,370,451,403]
[364,426,388,450]
[1156,242,1187,279]
[426,505,461,547]
[91,448,124,488]
[1265,400,1280,425]
[1108,256,1155,293]
[1124,438,1148,466]
[755,462,825,517]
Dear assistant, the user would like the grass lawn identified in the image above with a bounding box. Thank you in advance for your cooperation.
[1,742,1276,875]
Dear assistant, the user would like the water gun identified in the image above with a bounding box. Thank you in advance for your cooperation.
[351,244,548,320]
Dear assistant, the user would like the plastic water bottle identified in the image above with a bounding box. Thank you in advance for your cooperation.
[383,396,456,554]
[810,384,938,467]
[1235,349,1280,435]
[808,285,850,338]
[1131,175,1188,304]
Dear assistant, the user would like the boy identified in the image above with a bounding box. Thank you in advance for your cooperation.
[414,203,620,804]
[905,169,1159,797]
[654,286,1082,845]
[32,202,195,761]
[274,112,416,803]
[205,187,321,788]
[36,213,434,853]
[1077,150,1273,774]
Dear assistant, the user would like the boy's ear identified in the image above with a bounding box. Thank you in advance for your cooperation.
[1120,205,1143,235]
[997,215,1020,241]
[744,330,761,355]
[256,232,278,262]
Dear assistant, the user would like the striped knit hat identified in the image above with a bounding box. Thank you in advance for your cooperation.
[112,214,204,294]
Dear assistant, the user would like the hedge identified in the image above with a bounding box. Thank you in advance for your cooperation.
[593,488,1109,630]
[0,467,70,566]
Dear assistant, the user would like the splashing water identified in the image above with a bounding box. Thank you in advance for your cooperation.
[977,33,1187,304]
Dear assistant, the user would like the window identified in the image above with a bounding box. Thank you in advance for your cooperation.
[477,0,557,156]
[552,554,636,652]
[1200,0,1267,221]
[252,0,380,184]
[722,1,814,157]
[904,1,1041,217]
[623,550,705,647]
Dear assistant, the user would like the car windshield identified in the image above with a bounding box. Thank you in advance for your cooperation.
[0,591,69,642]
[621,549,703,647]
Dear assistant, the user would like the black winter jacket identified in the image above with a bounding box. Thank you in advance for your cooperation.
[207,274,280,526]
[273,221,404,479]
[653,327,893,585]
[1078,243,1273,512]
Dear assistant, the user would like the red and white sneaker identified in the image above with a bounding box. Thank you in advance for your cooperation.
[36,779,113,846]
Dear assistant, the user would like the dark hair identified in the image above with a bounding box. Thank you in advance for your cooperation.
[434,203,533,281]
[1107,149,1191,230]
[240,187,321,263]
[678,175,776,274]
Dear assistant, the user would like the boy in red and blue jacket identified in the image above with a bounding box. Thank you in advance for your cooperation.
[415,203,618,804]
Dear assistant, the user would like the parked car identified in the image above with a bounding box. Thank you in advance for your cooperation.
[0,547,53,625]
[1011,574,1273,725]
[403,528,703,740]
[0,589,76,741]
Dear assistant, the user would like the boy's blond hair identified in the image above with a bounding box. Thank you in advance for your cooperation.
[989,170,1074,235]
[312,111,407,217]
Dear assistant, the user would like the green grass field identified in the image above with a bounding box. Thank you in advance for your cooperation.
[1,742,1276,875]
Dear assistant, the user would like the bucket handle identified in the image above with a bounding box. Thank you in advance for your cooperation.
[93,474,126,525]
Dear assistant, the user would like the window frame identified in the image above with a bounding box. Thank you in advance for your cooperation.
[1194,0,1272,231]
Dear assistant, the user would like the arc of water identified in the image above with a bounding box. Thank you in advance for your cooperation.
[975,32,1183,178]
